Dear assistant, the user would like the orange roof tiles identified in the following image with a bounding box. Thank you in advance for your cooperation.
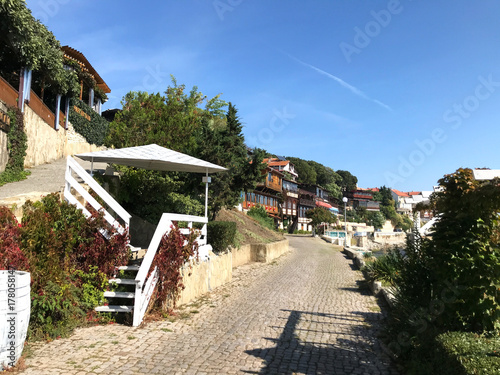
[391,189,409,197]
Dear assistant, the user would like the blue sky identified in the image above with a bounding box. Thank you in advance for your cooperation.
[25,0,500,191]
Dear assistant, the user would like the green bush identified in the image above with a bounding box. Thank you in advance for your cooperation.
[293,230,311,234]
[1,194,130,340]
[247,205,275,230]
[362,248,403,286]
[208,221,237,253]
[427,332,500,375]
[69,98,109,146]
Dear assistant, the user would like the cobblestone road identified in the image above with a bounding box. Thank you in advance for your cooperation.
[20,236,399,374]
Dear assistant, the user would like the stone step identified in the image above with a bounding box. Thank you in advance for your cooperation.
[118,264,140,271]
[95,305,133,313]
[103,291,135,299]
[108,278,136,285]
[128,245,141,253]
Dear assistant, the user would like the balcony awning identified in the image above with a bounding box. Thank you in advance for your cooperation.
[316,201,333,209]
[76,144,227,174]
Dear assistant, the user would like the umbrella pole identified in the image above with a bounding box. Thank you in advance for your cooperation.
[203,171,209,218]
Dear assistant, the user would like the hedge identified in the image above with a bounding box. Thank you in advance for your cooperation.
[429,332,500,375]
[207,221,237,253]
[69,98,109,146]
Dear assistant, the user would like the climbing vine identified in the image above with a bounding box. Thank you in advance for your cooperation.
[151,224,199,310]
[69,98,109,146]
[0,106,30,186]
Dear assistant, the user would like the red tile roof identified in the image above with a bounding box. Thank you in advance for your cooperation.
[391,189,409,197]
[263,158,290,167]
[407,191,421,196]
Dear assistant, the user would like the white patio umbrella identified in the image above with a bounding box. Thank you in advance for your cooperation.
[76,144,227,218]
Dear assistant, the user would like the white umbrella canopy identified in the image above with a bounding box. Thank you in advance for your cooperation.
[75,144,227,174]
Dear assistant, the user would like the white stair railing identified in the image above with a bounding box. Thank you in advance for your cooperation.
[64,156,131,235]
[133,213,209,327]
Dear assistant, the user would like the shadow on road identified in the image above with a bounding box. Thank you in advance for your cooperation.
[244,309,396,375]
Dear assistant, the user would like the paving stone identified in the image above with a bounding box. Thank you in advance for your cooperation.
[19,236,398,374]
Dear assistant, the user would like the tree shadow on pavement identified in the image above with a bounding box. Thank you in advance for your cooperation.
[244,309,398,375]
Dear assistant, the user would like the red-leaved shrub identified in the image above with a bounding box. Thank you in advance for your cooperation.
[152,224,199,309]
[0,206,29,270]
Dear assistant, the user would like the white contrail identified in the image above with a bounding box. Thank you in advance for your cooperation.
[288,54,392,111]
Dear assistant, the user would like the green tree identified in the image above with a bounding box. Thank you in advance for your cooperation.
[104,79,228,223]
[0,0,78,98]
[425,168,500,331]
[287,157,317,185]
[368,211,385,229]
[336,170,358,193]
[306,207,336,231]
[385,168,500,364]
[197,103,265,219]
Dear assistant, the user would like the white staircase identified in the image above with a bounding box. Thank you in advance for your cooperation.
[96,263,142,314]
[64,156,212,326]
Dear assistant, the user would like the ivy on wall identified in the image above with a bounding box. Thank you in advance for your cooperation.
[0,107,30,186]
[69,98,109,146]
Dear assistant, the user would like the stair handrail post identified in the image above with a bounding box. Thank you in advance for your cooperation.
[132,213,209,326]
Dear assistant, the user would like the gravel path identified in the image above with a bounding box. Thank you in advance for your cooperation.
[20,236,398,375]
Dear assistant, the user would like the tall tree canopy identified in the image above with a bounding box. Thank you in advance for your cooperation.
[285,156,352,199]
[0,0,79,96]
[105,81,264,222]
[336,170,358,193]
[197,103,265,219]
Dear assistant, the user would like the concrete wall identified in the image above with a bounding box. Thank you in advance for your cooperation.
[232,244,253,268]
[252,239,289,263]
[23,106,101,168]
[380,220,394,233]
[175,239,289,307]
[177,251,232,306]
[373,232,406,245]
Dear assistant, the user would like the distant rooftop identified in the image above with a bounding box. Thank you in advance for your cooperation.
[473,169,500,181]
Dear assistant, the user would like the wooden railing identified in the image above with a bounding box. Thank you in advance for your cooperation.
[64,156,131,234]
[0,76,19,107]
[0,75,65,129]
[133,213,209,326]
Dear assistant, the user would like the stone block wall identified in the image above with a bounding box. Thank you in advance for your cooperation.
[176,239,289,307]
[24,106,101,168]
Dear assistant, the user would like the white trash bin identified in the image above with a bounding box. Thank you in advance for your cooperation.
[0,270,30,369]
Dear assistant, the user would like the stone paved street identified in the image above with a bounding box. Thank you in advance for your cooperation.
[20,236,399,374]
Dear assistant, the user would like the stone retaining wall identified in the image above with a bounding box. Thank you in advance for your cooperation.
[177,239,289,306]
[232,244,252,268]
[343,246,395,307]
[24,106,101,167]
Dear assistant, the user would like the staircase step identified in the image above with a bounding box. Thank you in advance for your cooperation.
[104,291,135,299]
[95,305,133,313]
[129,245,141,253]
[109,278,136,285]
[118,264,140,271]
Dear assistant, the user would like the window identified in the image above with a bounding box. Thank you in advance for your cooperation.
[292,202,296,209]
[268,173,272,182]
